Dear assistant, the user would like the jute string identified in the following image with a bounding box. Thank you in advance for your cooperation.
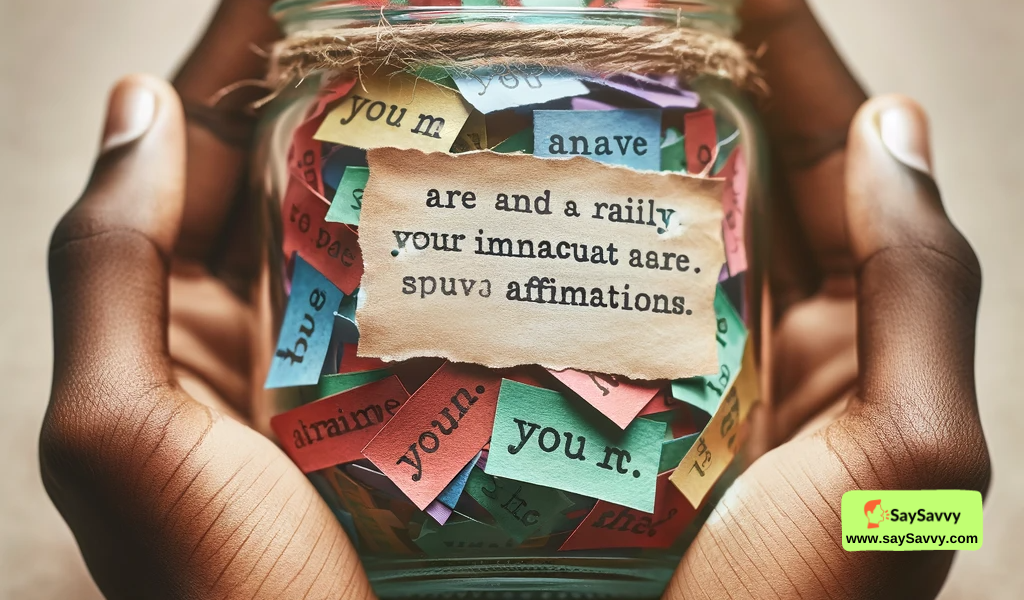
[262,22,762,104]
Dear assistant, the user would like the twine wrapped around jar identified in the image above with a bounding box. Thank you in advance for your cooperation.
[259,21,762,105]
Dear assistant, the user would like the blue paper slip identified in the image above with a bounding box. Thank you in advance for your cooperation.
[265,255,344,389]
[533,109,662,170]
[453,68,589,114]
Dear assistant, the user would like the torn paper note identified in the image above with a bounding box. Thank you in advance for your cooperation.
[357,148,725,381]
[465,468,573,542]
[453,67,589,114]
[685,109,718,176]
[265,255,343,389]
[671,287,747,414]
[362,362,500,509]
[485,380,666,512]
[559,471,698,551]
[271,375,409,471]
[315,71,471,152]
[534,109,662,170]
[720,149,749,275]
[670,339,759,507]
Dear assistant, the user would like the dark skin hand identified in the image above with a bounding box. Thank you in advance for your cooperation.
[40,0,989,598]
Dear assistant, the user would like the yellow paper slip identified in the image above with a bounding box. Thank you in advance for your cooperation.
[315,72,472,153]
[669,339,760,507]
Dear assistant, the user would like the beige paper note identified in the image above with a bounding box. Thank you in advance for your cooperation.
[669,340,760,507]
[315,72,472,152]
[357,148,726,381]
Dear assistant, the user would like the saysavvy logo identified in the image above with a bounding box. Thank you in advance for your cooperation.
[864,499,890,529]
[841,490,982,551]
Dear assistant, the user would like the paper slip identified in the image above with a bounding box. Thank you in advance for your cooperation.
[720,149,749,274]
[548,369,663,429]
[290,118,326,197]
[636,390,676,418]
[425,501,453,525]
[661,127,686,172]
[265,256,343,389]
[485,380,666,512]
[315,71,471,153]
[453,67,589,114]
[659,433,700,474]
[270,376,409,471]
[671,287,747,414]
[465,468,573,542]
[317,369,391,398]
[437,453,481,509]
[559,472,698,551]
[280,175,363,294]
[339,343,388,374]
[534,109,662,171]
[592,74,700,109]
[451,110,488,153]
[362,362,501,509]
[307,76,356,121]
[357,148,725,381]
[685,109,718,176]
[326,166,369,226]
[670,340,759,507]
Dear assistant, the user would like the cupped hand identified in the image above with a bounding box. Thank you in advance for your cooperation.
[41,1,373,598]
[665,1,990,598]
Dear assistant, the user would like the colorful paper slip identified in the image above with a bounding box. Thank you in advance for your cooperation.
[339,343,389,374]
[318,368,392,398]
[325,166,369,226]
[307,76,357,121]
[671,286,747,415]
[685,109,718,176]
[670,340,759,507]
[281,175,363,294]
[491,128,533,153]
[592,74,700,109]
[425,500,454,525]
[559,471,698,551]
[637,389,676,418]
[437,453,481,509]
[659,433,700,474]
[362,362,502,509]
[315,72,471,153]
[290,118,326,196]
[465,468,573,542]
[534,109,662,170]
[265,256,343,389]
[548,369,663,429]
[720,149,749,275]
[453,67,589,114]
[271,375,409,471]
[485,380,666,512]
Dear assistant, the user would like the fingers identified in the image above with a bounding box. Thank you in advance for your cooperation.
[50,75,186,391]
[173,0,279,266]
[844,96,987,476]
[739,0,868,291]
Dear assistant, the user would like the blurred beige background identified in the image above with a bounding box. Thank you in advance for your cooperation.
[1,0,1021,598]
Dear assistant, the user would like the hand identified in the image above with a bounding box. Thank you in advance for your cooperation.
[665,0,990,598]
[41,1,373,598]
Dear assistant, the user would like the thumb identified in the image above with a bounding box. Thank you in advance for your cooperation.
[49,75,186,389]
[844,96,984,460]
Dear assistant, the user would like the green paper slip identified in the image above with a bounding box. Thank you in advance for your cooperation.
[325,166,369,225]
[414,516,521,554]
[486,380,667,512]
[317,369,391,399]
[492,128,533,154]
[658,433,700,474]
[465,468,573,542]
[661,127,686,172]
[671,286,747,415]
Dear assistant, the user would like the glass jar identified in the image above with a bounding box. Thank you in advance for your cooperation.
[250,1,768,597]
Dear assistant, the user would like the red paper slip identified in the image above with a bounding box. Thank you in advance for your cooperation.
[548,369,662,429]
[340,343,390,373]
[289,117,326,196]
[281,174,363,294]
[307,77,356,121]
[637,389,675,417]
[362,362,502,509]
[559,472,698,551]
[684,109,718,176]
[271,375,409,473]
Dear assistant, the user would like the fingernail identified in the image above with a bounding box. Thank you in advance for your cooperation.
[879,105,932,175]
[101,79,156,153]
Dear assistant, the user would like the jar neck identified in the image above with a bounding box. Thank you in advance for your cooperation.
[271,0,739,34]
